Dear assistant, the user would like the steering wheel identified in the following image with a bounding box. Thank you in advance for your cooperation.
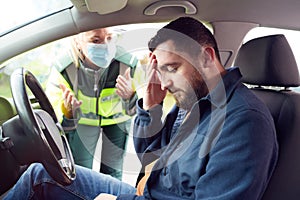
[2,68,75,187]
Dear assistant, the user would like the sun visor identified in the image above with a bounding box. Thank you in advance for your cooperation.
[85,0,128,14]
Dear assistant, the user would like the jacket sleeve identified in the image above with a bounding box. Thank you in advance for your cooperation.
[61,115,80,132]
[133,99,167,165]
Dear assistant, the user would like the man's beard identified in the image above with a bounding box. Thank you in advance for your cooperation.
[174,72,208,110]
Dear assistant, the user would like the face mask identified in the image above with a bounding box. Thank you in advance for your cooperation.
[86,42,116,68]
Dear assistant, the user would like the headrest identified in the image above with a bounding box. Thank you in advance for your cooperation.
[235,34,300,87]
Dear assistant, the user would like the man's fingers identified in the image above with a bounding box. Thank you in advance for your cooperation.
[146,54,157,78]
[148,68,161,86]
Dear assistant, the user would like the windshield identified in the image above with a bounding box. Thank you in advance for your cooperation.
[0,0,72,35]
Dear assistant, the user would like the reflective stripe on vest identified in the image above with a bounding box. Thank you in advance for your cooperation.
[77,88,130,126]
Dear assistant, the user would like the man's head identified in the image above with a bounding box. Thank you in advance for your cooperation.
[74,28,117,69]
[148,17,224,110]
[148,17,220,61]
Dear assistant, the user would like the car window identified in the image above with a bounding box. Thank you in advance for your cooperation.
[244,27,300,92]
[0,37,71,99]
[0,0,72,35]
[0,23,167,99]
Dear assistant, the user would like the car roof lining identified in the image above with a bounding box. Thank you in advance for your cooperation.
[70,0,300,31]
[1,0,300,65]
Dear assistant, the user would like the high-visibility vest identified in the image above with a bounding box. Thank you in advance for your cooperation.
[63,46,138,126]
[77,88,131,126]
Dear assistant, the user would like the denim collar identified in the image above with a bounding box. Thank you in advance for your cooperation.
[199,67,242,108]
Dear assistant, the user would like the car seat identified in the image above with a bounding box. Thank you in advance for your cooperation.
[235,34,300,200]
[0,97,15,125]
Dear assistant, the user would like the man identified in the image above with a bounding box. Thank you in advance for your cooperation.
[46,28,138,180]
[4,17,278,200]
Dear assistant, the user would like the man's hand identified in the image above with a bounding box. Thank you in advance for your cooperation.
[143,54,167,110]
[94,193,117,200]
[60,84,82,118]
[116,68,134,100]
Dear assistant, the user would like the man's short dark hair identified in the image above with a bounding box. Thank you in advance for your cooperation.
[148,17,220,61]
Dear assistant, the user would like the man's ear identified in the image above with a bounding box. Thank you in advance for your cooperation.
[203,46,216,64]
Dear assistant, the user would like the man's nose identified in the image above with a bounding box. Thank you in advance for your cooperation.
[160,74,172,90]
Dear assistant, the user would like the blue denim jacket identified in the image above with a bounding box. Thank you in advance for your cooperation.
[118,67,278,200]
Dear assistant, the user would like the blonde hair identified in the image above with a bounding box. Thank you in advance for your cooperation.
[69,34,85,68]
